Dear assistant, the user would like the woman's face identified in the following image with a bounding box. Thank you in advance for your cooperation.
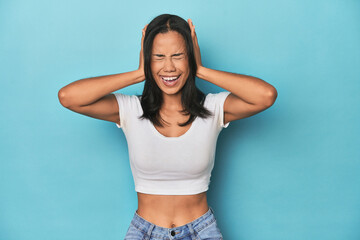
[151,31,190,97]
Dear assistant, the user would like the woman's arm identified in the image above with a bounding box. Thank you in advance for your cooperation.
[58,25,148,124]
[58,70,144,108]
[188,19,277,124]
[197,67,277,106]
[197,67,277,124]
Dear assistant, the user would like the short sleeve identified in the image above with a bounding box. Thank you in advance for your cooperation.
[214,91,231,128]
[113,93,134,129]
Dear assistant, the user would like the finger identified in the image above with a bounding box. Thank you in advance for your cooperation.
[142,24,148,35]
[190,26,195,37]
[188,19,195,30]
[189,21,196,38]
[192,28,197,40]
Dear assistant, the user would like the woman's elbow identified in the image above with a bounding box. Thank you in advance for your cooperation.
[58,88,71,108]
[264,86,278,107]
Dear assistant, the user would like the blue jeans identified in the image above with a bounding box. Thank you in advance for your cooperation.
[124,207,223,240]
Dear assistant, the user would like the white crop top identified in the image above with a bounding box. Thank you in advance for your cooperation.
[114,91,231,195]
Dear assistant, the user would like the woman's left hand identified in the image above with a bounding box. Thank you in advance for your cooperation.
[188,19,202,71]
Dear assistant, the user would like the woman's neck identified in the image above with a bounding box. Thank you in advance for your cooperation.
[161,92,183,111]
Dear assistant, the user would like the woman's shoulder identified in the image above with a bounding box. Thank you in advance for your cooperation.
[204,91,231,106]
[112,92,142,110]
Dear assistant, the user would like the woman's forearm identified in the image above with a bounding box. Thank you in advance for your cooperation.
[197,66,277,106]
[58,69,145,107]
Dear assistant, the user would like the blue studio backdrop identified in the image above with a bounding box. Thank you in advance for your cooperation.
[1,0,359,239]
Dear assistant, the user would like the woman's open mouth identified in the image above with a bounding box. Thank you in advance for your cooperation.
[161,74,181,87]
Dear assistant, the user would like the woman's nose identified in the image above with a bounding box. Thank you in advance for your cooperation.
[163,58,176,72]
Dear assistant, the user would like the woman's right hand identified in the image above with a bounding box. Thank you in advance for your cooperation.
[138,24,148,77]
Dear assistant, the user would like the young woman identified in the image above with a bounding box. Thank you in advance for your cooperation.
[58,14,277,240]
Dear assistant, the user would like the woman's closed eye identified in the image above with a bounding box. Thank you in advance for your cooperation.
[153,57,165,61]
[173,55,185,60]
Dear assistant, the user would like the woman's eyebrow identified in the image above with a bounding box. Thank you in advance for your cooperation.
[152,53,185,57]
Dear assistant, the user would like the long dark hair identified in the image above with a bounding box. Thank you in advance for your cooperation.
[138,14,212,127]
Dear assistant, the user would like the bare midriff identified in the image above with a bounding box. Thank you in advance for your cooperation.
[136,191,209,228]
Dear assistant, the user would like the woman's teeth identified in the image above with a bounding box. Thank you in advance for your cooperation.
[161,75,180,86]
[162,76,179,82]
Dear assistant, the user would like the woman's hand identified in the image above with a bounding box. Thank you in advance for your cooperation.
[188,19,202,72]
[138,24,148,76]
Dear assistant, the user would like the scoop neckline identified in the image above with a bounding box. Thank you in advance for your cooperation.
[135,95,200,140]
[148,115,198,140]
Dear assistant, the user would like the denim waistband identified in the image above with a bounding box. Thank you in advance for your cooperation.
[130,207,216,239]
